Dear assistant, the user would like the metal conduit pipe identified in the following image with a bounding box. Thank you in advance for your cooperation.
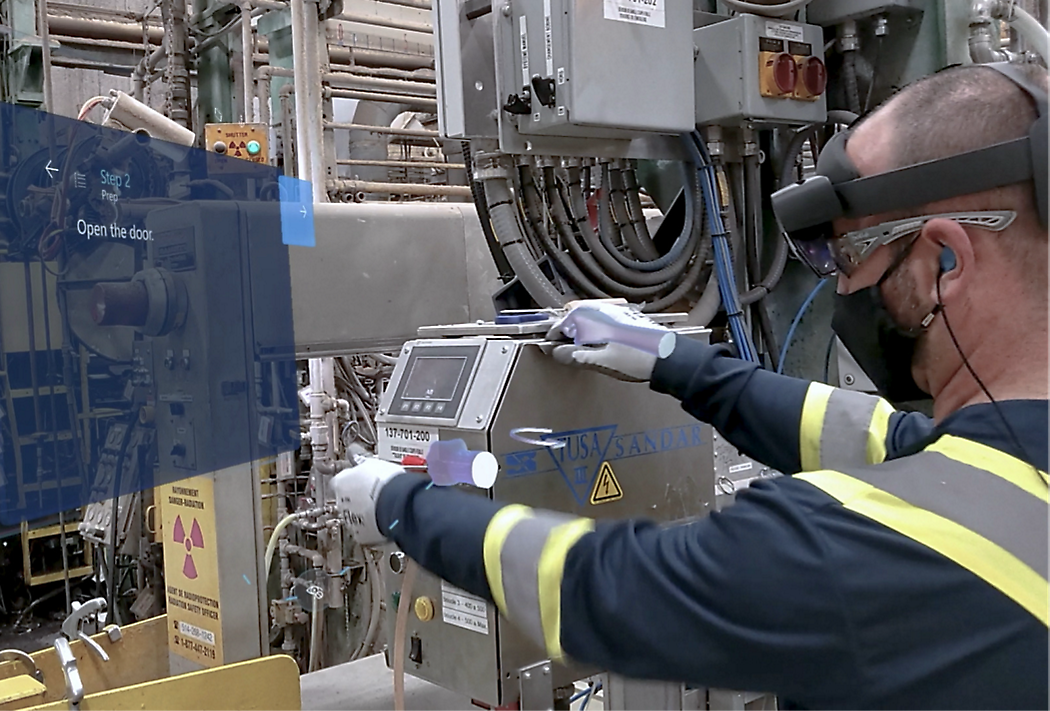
[377,0,430,9]
[257,67,434,126]
[969,0,1012,62]
[290,0,314,184]
[336,159,464,170]
[324,87,436,112]
[47,14,164,44]
[326,122,439,138]
[322,71,436,97]
[131,42,165,100]
[328,46,433,70]
[328,179,470,197]
[478,155,568,308]
[241,0,254,122]
[335,11,432,34]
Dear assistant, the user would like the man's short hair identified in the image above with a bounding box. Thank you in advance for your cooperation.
[872,63,1047,292]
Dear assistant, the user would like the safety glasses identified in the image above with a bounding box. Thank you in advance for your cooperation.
[772,62,1046,277]
[791,210,1018,277]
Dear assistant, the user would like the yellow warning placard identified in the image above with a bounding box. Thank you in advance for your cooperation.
[159,475,224,666]
[589,462,623,505]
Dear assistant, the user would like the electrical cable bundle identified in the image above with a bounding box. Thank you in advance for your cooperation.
[472,155,712,313]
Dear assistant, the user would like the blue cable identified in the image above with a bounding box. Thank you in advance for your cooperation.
[579,681,602,711]
[686,133,757,363]
[776,278,831,374]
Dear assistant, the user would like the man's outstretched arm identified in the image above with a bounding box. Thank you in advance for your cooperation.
[373,471,858,705]
[650,334,929,472]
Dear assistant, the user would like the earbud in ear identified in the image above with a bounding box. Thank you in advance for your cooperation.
[939,247,957,274]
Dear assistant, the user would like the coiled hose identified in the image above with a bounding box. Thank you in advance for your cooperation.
[476,155,712,312]
[483,174,569,308]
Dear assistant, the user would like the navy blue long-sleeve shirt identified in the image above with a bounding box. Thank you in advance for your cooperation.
[377,336,1049,708]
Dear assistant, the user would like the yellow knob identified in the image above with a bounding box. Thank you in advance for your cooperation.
[413,596,434,622]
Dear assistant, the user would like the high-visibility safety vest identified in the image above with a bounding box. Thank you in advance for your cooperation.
[482,433,1049,664]
[798,382,898,471]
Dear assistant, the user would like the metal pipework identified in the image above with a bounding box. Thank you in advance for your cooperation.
[325,122,440,138]
[969,0,1013,62]
[241,0,254,122]
[336,159,465,170]
[327,179,471,198]
[335,11,432,34]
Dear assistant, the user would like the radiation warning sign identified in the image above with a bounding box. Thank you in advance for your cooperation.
[160,475,224,666]
[589,462,623,505]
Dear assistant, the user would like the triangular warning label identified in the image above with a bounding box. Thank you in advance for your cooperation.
[589,462,623,505]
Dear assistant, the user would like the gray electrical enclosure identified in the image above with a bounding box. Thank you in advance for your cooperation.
[495,0,695,139]
[694,14,828,127]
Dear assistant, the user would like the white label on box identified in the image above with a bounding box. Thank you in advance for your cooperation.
[179,620,216,646]
[544,0,554,76]
[764,20,805,42]
[441,581,489,635]
[603,0,665,28]
[729,462,754,475]
[519,15,530,87]
[378,425,438,463]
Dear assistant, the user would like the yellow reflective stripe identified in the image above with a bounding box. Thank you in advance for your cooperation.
[798,470,1049,626]
[928,436,1049,503]
[800,383,834,471]
[483,505,533,615]
[865,398,895,464]
[537,518,595,663]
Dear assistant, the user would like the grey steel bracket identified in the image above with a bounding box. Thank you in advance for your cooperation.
[518,660,554,711]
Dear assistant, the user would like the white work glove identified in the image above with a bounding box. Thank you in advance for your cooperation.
[542,302,670,383]
[331,458,405,546]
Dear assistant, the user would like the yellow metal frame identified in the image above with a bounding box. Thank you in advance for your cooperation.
[0,616,168,710]
[0,616,300,711]
[29,655,300,711]
[19,520,93,587]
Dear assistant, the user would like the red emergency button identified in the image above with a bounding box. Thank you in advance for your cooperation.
[774,54,798,95]
[802,57,828,96]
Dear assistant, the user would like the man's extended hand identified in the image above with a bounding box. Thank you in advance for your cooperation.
[332,458,405,546]
[542,302,670,382]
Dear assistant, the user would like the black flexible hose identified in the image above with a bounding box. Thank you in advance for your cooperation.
[608,164,655,261]
[483,175,568,308]
[597,164,697,273]
[622,166,660,260]
[544,167,672,299]
[640,177,713,313]
[518,165,604,298]
[739,155,789,305]
[566,167,684,289]
[462,141,514,282]
[843,51,862,116]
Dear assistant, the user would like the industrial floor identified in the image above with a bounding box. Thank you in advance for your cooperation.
[300,654,605,711]
[299,653,474,710]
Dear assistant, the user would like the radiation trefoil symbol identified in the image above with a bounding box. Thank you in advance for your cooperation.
[173,516,204,580]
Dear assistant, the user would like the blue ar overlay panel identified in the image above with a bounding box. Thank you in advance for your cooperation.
[0,105,310,526]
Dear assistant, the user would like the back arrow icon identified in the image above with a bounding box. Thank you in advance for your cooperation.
[44,160,58,181]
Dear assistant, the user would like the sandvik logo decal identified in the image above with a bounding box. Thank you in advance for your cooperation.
[502,423,705,505]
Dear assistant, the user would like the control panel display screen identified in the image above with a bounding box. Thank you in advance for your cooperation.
[402,356,468,401]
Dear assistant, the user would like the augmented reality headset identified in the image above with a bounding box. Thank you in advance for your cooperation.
[770,62,1048,276]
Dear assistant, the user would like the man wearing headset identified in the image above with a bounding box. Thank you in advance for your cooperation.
[333,62,1048,708]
